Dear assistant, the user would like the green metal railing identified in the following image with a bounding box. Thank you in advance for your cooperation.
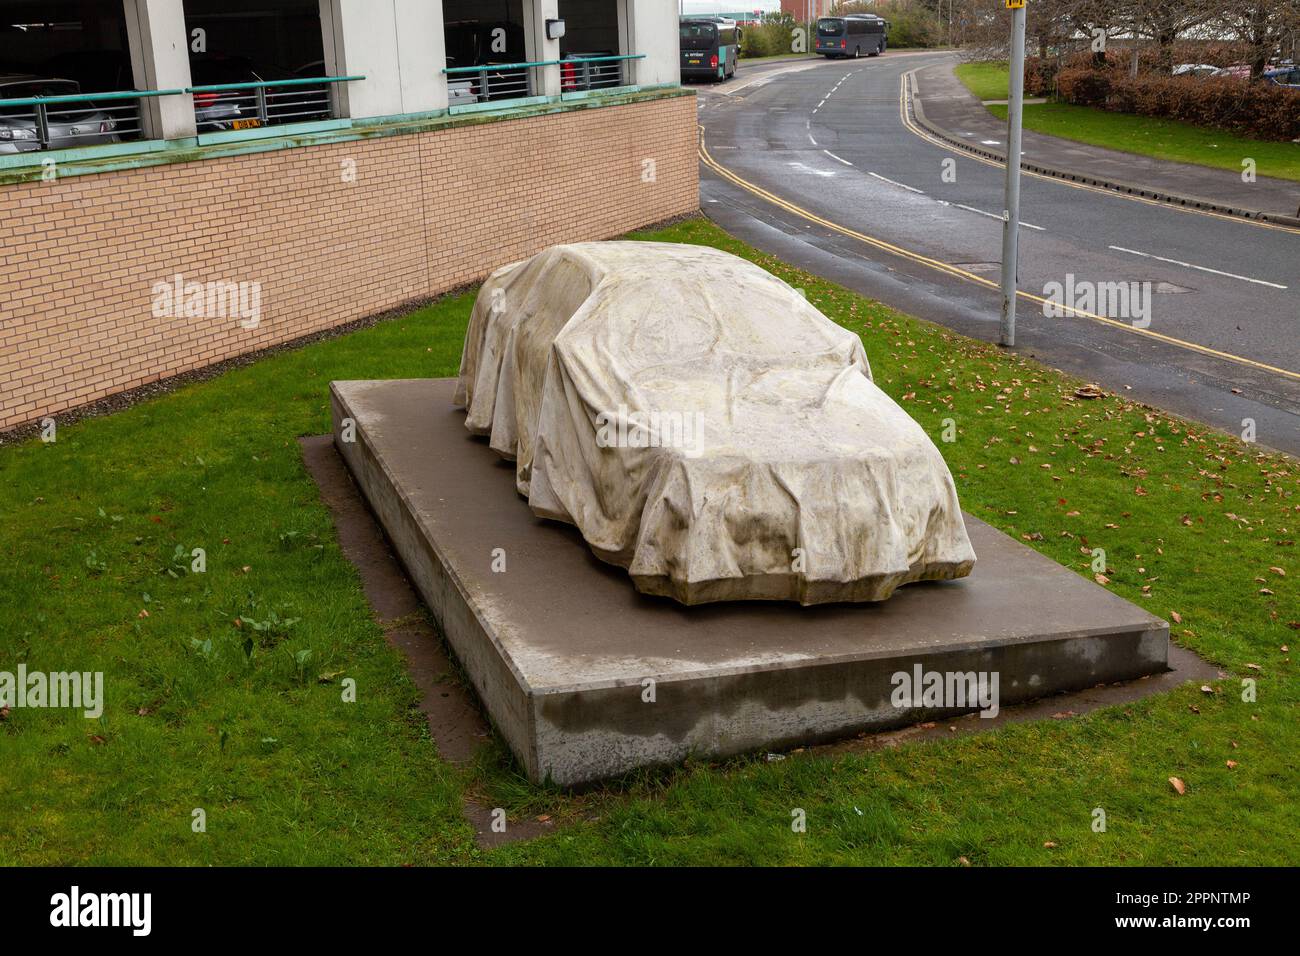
[444,53,644,103]
[186,75,364,132]
[0,75,363,151]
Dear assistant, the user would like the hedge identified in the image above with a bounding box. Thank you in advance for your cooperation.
[1023,55,1300,142]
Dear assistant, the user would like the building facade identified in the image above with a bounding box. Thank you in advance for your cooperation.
[0,0,697,431]
[779,0,833,20]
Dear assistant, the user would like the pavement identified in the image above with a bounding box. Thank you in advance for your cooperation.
[695,52,1300,458]
[911,61,1300,225]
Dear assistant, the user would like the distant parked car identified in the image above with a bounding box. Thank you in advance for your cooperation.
[1263,67,1300,89]
[1172,63,1217,77]
[1210,64,1252,80]
[0,75,120,152]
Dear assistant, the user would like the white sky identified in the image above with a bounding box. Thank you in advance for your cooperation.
[680,1,781,13]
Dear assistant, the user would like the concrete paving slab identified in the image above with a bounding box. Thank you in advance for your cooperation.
[330,378,1170,786]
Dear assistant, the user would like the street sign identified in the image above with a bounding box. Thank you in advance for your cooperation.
[1005,0,1025,7]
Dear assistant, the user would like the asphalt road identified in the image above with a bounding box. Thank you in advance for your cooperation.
[693,53,1300,457]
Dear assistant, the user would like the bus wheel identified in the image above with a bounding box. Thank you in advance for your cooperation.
[852,46,861,58]
[869,44,881,57]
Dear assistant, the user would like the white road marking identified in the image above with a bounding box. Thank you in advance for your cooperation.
[868,171,924,194]
[720,61,823,95]
[939,201,1045,231]
[823,150,854,167]
[787,161,836,178]
[1108,245,1288,289]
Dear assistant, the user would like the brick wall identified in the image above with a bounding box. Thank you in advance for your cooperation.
[0,93,699,431]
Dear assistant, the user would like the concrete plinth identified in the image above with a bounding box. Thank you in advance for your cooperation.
[330,378,1169,786]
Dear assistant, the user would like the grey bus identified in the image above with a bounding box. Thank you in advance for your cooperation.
[680,17,741,81]
[815,15,888,59]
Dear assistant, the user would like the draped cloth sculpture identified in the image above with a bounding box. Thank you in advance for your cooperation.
[455,241,975,605]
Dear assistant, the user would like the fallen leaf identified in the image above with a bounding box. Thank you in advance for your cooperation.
[1043,841,1058,848]
[1169,776,1186,795]
[137,608,149,619]
[1094,573,1111,585]
[1171,611,1183,624]
[1199,685,1215,695]
[958,856,971,867]
[1268,566,1286,577]
[1225,761,1238,770]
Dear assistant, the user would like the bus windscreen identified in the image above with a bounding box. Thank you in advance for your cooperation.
[680,23,717,50]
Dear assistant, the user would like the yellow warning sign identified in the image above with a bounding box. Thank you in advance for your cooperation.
[1005,0,1025,7]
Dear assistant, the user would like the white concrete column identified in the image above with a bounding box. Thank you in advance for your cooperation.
[320,0,449,120]
[625,0,678,88]
[528,0,562,97]
[397,0,448,113]
[123,0,196,140]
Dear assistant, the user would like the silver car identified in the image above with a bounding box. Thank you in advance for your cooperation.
[0,76,121,153]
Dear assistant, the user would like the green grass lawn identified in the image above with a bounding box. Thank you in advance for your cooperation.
[955,62,1300,182]
[954,61,1015,102]
[1,217,1296,865]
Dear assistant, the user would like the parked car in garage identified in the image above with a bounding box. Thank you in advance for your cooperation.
[562,51,625,91]
[189,54,331,131]
[0,75,121,152]
[444,20,530,101]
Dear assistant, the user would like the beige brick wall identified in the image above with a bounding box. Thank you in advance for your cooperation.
[0,94,699,431]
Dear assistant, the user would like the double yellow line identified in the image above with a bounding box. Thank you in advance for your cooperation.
[697,105,1300,382]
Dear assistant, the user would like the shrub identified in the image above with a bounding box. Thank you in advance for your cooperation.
[1056,66,1112,107]
[740,19,798,59]
[1023,56,1057,96]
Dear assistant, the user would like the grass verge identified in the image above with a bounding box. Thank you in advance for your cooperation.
[1,216,1296,865]
[954,62,1300,182]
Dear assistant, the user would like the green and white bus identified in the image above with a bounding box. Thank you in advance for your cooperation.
[815,14,888,59]
[679,17,740,82]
